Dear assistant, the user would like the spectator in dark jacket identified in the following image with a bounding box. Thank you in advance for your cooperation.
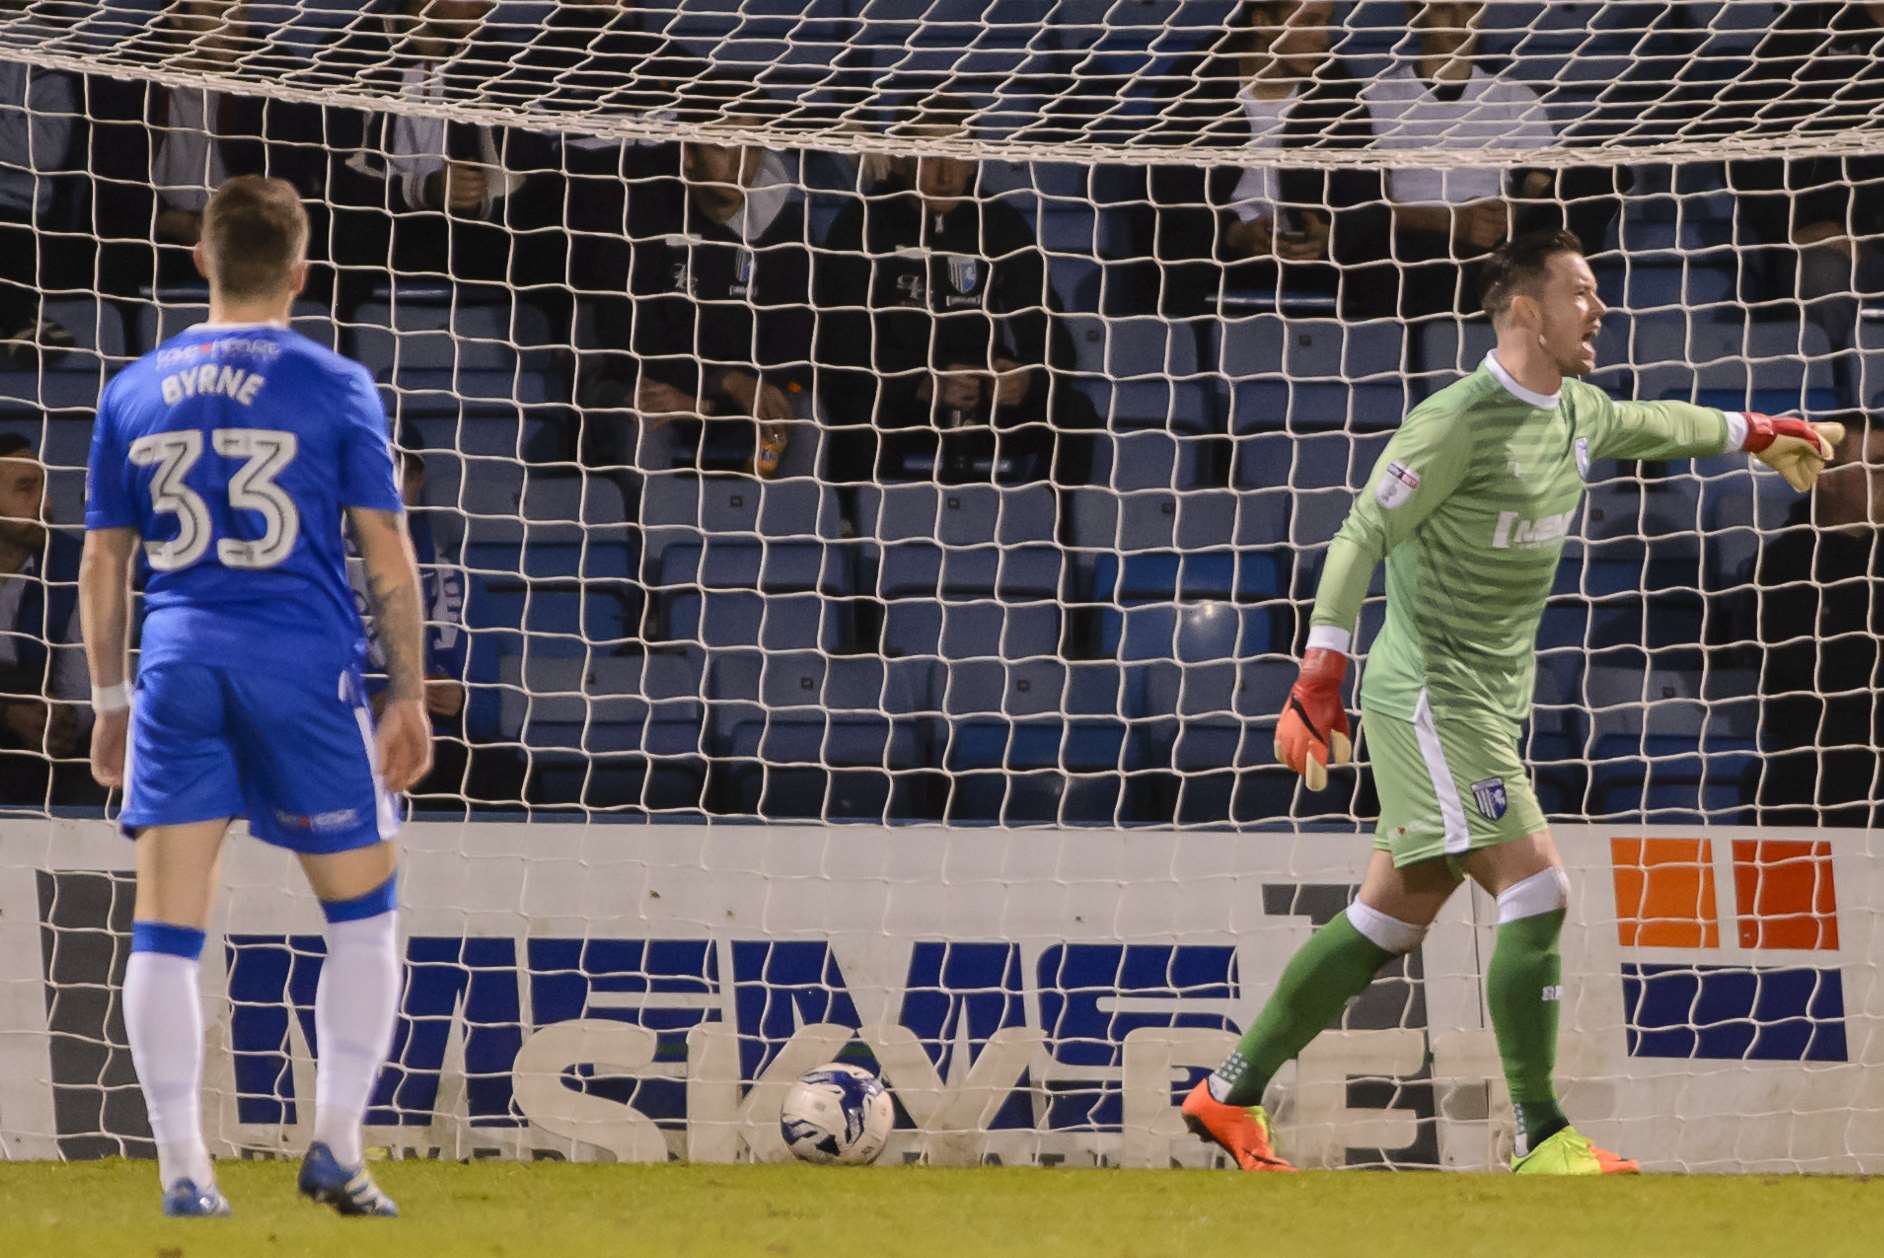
[499,3,721,415]
[590,127,814,479]
[1739,417,1884,825]
[1129,0,1387,318]
[305,0,573,354]
[1727,3,1884,407]
[89,2,325,326]
[0,434,92,806]
[816,102,1089,488]
[0,56,75,367]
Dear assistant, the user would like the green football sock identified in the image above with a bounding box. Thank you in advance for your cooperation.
[1488,907,1569,1156]
[1211,911,1395,1108]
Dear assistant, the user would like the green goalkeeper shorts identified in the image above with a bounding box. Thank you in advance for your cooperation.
[1361,693,1547,870]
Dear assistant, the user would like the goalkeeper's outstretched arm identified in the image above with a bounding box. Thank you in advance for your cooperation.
[1579,387,1842,492]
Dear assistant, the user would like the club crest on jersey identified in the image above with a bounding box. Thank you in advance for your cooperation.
[947,254,980,294]
[1470,777,1508,821]
[1375,460,1420,509]
[1575,436,1591,480]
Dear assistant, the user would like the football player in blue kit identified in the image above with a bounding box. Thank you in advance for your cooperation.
[80,176,431,1218]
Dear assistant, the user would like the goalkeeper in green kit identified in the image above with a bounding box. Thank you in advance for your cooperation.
[1182,230,1843,1175]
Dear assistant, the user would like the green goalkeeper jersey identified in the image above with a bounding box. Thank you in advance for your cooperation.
[1309,353,1732,725]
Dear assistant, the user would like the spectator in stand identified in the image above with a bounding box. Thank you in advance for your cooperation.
[1363,1,1618,319]
[352,441,522,809]
[0,434,92,806]
[506,2,710,422]
[582,114,813,481]
[1738,415,1884,826]
[1728,3,1884,409]
[308,0,573,357]
[90,2,325,322]
[0,47,75,368]
[1131,0,1386,319]
[816,98,1091,491]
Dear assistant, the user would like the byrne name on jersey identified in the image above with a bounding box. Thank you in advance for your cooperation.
[159,363,267,407]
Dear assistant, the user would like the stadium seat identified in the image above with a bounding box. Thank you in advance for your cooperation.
[1065,314,1216,432]
[1065,484,1239,554]
[877,541,1065,661]
[852,482,1059,547]
[939,711,1137,826]
[1091,550,1284,662]
[501,653,707,812]
[1585,663,1755,822]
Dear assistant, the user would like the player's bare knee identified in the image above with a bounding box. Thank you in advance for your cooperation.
[300,840,398,904]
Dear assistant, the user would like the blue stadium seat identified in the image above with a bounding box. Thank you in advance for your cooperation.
[939,712,1137,825]
[502,653,707,811]
[1085,426,1220,493]
[1091,550,1284,662]
[1064,314,1216,432]
[1065,485,1239,554]
[0,299,126,414]
[852,482,1059,546]
[877,542,1065,661]
[1585,664,1755,822]
[1627,314,1835,408]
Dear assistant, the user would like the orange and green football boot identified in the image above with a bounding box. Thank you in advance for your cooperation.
[1511,1125,1640,1175]
[1180,1079,1296,1171]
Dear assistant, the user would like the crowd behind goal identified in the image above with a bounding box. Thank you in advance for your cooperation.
[0,0,1881,827]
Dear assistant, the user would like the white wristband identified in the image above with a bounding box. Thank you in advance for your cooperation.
[91,683,130,713]
[1305,625,1353,657]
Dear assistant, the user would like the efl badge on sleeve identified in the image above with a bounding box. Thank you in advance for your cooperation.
[1375,460,1421,509]
[1470,776,1508,821]
[1575,436,1591,480]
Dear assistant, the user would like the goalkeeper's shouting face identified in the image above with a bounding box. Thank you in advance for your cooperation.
[1480,228,1608,381]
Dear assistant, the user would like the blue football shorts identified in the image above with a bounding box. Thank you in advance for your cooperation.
[120,661,398,853]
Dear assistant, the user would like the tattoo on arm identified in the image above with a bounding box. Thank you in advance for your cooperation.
[366,566,426,703]
[353,508,426,705]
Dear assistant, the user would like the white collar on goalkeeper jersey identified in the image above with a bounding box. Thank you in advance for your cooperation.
[194,320,290,331]
[1483,349,1560,409]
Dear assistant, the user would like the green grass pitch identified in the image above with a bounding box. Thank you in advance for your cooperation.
[4,1160,1882,1258]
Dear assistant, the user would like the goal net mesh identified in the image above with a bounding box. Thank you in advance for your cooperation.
[0,1,1879,1172]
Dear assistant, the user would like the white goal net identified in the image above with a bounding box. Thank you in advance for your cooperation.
[0,0,1880,1173]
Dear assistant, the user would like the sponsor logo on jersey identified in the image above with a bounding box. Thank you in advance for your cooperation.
[669,257,696,297]
[1374,460,1420,509]
[1470,776,1507,820]
[1575,436,1591,479]
[1490,507,1576,549]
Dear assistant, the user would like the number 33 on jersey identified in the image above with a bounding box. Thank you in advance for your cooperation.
[86,324,404,686]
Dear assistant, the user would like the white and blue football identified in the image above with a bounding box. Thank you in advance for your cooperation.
[778,1062,893,1165]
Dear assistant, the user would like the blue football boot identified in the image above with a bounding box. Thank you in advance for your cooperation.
[161,1177,232,1218]
[297,1141,399,1217]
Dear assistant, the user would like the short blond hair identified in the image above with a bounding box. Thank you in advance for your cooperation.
[202,175,308,300]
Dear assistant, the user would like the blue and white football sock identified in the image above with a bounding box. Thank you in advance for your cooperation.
[313,875,401,1170]
[125,921,214,1190]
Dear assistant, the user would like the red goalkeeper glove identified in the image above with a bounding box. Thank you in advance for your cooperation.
[1274,648,1353,792]
[1741,412,1844,492]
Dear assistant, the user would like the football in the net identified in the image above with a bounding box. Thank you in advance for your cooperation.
[778,1063,893,1165]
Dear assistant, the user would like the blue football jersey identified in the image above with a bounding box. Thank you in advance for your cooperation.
[86,322,403,683]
